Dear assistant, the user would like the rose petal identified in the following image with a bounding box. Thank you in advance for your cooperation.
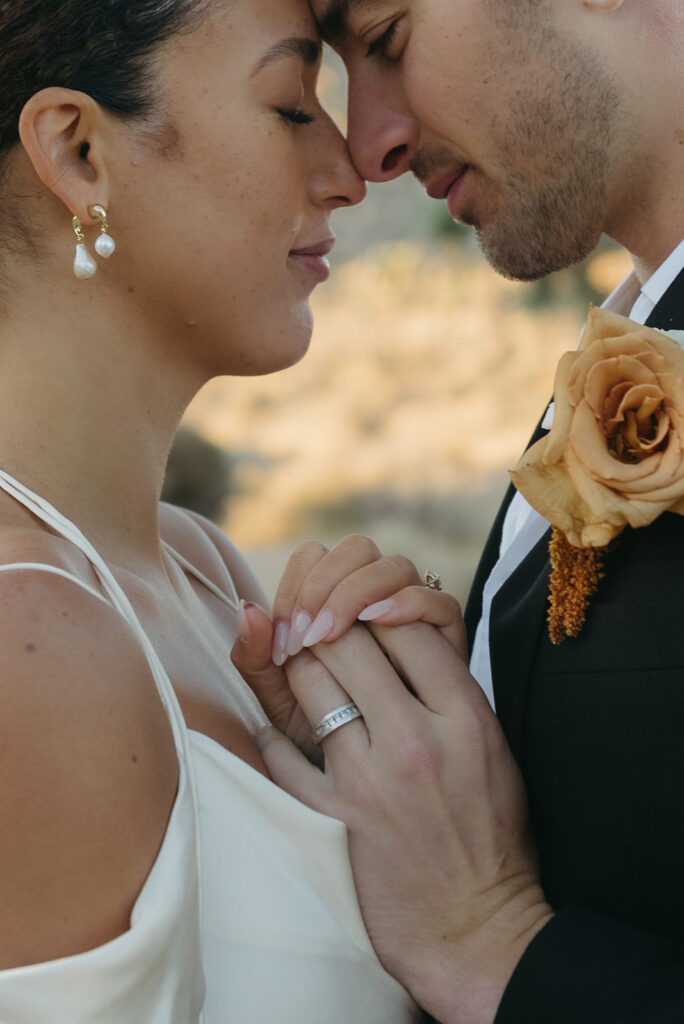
[612,385,668,451]
[618,434,684,500]
[570,399,664,484]
[578,306,643,352]
[543,351,577,464]
[604,381,633,422]
[511,449,616,547]
[583,356,658,418]
[565,444,668,532]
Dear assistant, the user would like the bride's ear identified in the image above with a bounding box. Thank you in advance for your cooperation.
[18,88,111,224]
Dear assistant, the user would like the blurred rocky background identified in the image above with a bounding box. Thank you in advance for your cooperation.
[165,53,633,604]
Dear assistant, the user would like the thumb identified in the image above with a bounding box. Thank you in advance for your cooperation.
[256,726,331,814]
[232,600,274,674]
[232,601,297,734]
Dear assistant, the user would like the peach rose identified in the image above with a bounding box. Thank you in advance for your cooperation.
[511,306,684,548]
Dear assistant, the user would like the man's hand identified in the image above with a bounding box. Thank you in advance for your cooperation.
[256,621,553,1024]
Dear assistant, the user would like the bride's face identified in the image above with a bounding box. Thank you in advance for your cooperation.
[117,0,365,377]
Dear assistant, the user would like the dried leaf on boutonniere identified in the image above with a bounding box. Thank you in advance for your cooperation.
[511,306,684,644]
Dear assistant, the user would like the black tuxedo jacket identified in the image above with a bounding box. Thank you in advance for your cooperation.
[464,265,684,1022]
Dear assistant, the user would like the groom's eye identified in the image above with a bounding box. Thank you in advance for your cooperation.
[365,20,400,59]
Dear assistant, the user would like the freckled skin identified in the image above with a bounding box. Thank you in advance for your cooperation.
[110,0,364,379]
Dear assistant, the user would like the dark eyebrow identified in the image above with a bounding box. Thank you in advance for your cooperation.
[251,37,321,77]
[317,0,382,46]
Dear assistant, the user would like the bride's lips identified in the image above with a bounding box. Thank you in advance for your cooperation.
[289,237,336,282]
[425,166,469,222]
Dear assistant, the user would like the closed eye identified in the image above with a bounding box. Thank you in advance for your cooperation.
[365,20,400,59]
[278,108,316,125]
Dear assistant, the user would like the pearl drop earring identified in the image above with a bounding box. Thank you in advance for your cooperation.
[89,204,116,259]
[72,215,97,280]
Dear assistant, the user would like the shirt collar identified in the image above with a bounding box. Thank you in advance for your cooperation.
[640,237,684,307]
[602,237,684,324]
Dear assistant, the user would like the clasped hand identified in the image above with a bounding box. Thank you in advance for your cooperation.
[232,536,552,1024]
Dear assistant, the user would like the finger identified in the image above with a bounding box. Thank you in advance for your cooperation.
[233,601,274,674]
[271,541,329,665]
[309,624,417,729]
[358,587,467,659]
[286,647,369,760]
[297,552,422,651]
[231,602,294,734]
[368,620,492,717]
[255,726,333,813]
[281,535,386,657]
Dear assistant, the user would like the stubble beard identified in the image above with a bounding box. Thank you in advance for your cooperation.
[467,11,621,281]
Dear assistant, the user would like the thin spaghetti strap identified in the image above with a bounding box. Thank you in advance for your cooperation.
[0,562,110,605]
[0,469,189,748]
[162,541,239,611]
[0,468,205,952]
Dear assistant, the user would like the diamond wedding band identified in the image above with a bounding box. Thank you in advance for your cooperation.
[312,702,363,744]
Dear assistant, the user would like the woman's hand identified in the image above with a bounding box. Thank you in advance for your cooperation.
[231,600,323,764]
[231,535,466,756]
[270,535,465,662]
[256,622,553,1024]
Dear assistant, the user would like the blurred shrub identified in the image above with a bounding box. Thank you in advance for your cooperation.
[162,426,234,522]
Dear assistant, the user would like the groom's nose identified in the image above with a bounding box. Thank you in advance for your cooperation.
[346,69,419,183]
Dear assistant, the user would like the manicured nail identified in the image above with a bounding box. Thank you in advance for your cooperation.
[302,609,335,647]
[358,598,395,622]
[238,600,254,643]
[272,621,290,666]
[287,611,313,656]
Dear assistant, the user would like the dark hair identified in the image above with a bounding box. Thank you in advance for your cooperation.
[0,0,212,157]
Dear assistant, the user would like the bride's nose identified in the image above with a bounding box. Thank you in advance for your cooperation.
[309,117,367,209]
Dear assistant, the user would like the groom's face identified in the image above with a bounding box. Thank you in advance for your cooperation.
[312,0,622,281]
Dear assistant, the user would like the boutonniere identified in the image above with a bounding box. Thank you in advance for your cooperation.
[511,306,684,644]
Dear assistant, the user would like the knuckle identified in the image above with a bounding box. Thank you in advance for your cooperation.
[392,619,431,641]
[284,650,325,696]
[385,553,419,579]
[442,594,463,619]
[394,722,441,781]
[338,534,381,561]
[290,540,329,566]
[330,574,361,600]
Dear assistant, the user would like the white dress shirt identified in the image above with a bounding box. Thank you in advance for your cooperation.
[470,238,684,709]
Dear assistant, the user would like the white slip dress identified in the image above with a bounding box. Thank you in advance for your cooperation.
[0,469,423,1024]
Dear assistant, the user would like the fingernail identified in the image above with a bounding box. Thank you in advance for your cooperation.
[302,609,335,647]
[238,599,254,643]
[254,724,278,752]
[287,611,313,657]
[272,621,290,666]
[358,598,395,622]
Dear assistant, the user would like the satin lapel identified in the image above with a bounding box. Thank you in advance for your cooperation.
[464,410,550,652]
[464,480,516,649]
[489,530,550,762]
[646,264,684,329]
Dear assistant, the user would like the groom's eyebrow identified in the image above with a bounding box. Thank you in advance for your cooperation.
[251,37,321,77]
[317,0,384,46]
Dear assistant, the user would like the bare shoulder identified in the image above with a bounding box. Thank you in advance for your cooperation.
[0,567,178,969]
[160,502,269,608]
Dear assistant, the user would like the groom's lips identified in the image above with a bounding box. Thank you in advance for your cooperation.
[425,166,469,220]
